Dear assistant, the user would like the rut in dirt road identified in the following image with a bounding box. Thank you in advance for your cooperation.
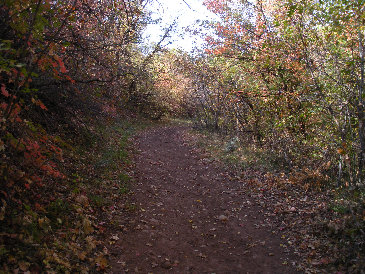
[110,125,299,273]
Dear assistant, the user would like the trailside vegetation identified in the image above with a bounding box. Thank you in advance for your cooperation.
[0,0,162,271]
[180,0,365,271]
[1,0,364,272]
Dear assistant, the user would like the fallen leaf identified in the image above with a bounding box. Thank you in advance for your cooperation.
[95,255,108,270]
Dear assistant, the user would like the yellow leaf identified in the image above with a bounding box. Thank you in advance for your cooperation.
[18,261,30,271]
[83,217,94,235]
[95,255,108,270]
[86,236,96,251]
[77,251,87,261]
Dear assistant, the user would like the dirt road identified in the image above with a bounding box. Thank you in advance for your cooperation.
[110,125,299,273]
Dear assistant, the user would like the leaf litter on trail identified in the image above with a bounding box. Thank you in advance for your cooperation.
[184,128,365,273]
[106,126,304,273]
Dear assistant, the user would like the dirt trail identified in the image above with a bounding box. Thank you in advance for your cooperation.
[110,125,299,273]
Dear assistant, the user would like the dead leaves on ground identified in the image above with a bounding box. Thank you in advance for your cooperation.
[0,120,138,273]
[231,170,364,273]
[187,129,365,273]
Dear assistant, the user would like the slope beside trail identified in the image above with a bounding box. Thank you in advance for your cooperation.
[109,125,300,273]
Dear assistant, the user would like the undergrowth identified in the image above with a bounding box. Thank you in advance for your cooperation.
[0,116,151,272]
[190,127,365,273]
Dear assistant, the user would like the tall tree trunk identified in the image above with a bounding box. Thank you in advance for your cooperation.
[358,29,365,181]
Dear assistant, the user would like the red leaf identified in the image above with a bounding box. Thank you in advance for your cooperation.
[59,63,67,74]
[37,100,48,111]
[56,56,67,73]
[0,102,7,110]
[24,152,31,160]
[1,85,9,97]
[65,75,75,83]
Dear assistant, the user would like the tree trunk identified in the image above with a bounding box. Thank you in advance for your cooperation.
[358,104,365,178]
[358,29,365,181]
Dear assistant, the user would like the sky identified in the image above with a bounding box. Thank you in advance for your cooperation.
[142,0,219,53]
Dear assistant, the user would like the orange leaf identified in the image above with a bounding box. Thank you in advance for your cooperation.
[37,100,48,110]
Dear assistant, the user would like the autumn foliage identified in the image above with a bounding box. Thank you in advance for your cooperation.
[1,0,364,272]
[193,0,365,184]
[0,0,153,271]
[182,0,365,271]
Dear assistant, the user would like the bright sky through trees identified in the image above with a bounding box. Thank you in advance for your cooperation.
[143,0,219,52]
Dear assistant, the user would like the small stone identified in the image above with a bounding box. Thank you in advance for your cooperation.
[111,235,119,241]
[161,260,172,269]
[218,215,228,222]
[117,261,126,266]
[150,218,159,225]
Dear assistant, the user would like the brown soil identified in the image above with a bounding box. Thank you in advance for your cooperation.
[109,125,300,273]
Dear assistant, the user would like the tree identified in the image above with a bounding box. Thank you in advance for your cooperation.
[198,0,365,184]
